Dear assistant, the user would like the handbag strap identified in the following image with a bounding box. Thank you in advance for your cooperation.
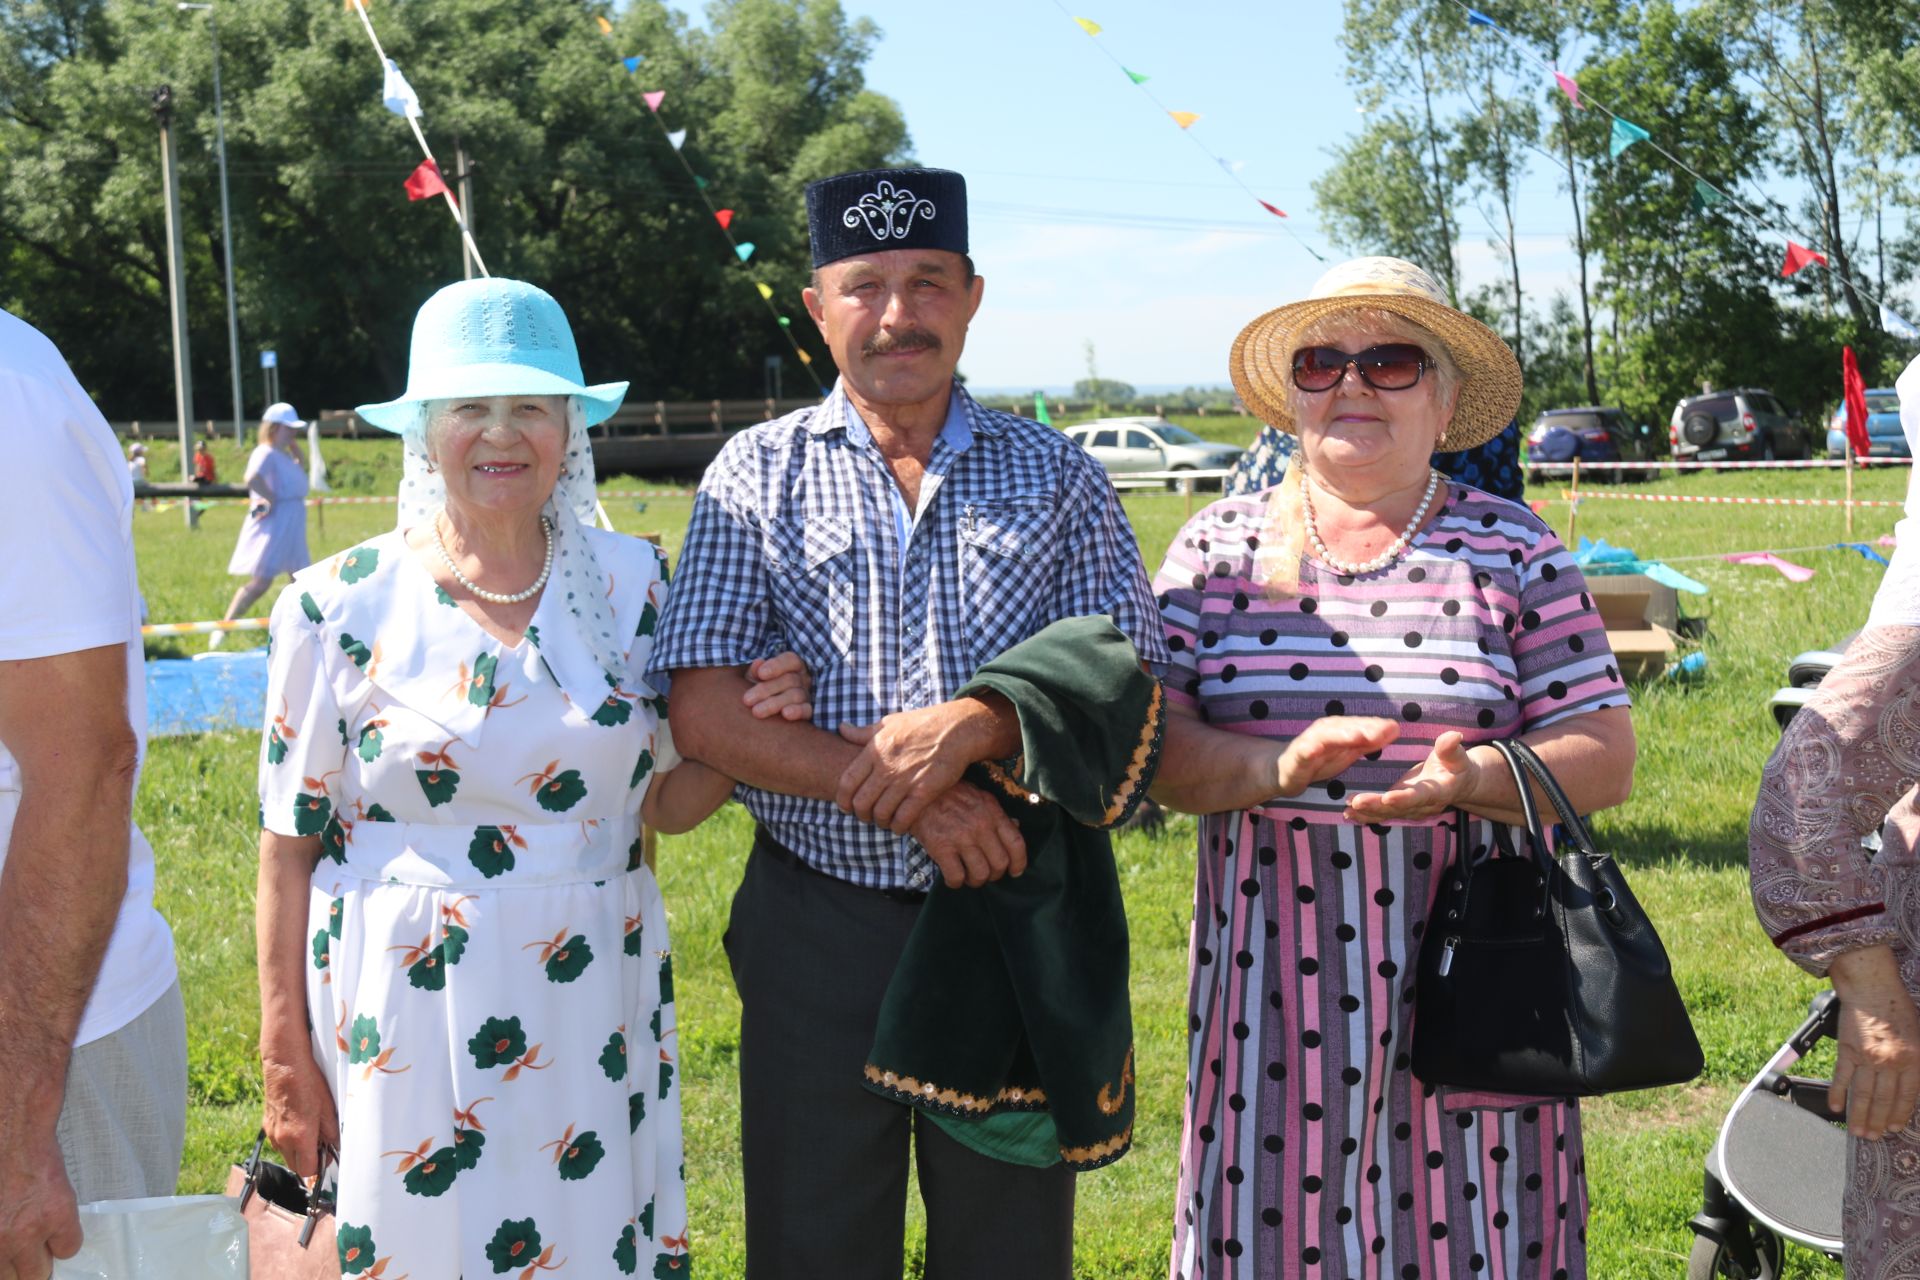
[1487,739,1554,875]
[1499,738,1603,859]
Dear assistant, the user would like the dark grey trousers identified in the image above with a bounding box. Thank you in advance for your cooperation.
[725,829,1075,1280]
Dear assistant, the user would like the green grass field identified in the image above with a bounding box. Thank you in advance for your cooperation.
[135,427,1907,1277]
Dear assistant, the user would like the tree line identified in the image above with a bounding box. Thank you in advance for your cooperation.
[0,0,907,417]
[1314,0,1920,430]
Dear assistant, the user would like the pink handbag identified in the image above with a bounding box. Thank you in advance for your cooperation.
[224,1132,340,1279]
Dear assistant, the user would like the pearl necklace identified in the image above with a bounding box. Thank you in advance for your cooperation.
[1301,470,1441,577]
[434,514,553,604]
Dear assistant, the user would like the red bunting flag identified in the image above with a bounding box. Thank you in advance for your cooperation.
[1843,345,1872,459]
[403,157,449,202]
[1258,200,1288,218]
[715,209,734,230]
[1781,241,1827,277]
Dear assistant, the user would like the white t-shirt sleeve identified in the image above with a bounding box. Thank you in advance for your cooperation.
[0,367,136,661]
[1868,355,1920,630]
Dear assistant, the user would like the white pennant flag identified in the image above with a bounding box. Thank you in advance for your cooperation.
[307,422,331,494]
[382,58,422,119]
[667,128,687,151]
[1883,302,1920,343]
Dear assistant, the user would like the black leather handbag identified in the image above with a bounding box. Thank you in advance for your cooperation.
[1411,738,1703,1096]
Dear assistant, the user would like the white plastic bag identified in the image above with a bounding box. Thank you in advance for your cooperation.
[51,1195,247,1279]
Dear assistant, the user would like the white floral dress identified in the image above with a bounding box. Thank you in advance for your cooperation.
[258,526,689,1280]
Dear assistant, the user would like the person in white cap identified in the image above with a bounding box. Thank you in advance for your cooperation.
[215,402,312,643]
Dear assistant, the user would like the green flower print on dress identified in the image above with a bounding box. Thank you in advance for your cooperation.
[311,928,330,973]
[451,1098,489,1171]
[519,760,587,813]
[624,910,644,957]
[320,812,349,864]
[440,897,474,964]
[525,624,541,647]
[328,896,343,939]
[362,802,396,823]
[356,718,387,763]
[336,1223,376,1274]
[346,1013,408,1080]
[266,725,288,765]
[649,1005,663,1043]
[629,749,655,790]
[655,1250,691,1278]
[659,1051,675,1101]
[638,1197,655,1241]
[384,1138,458,1197]
[526,929,594,983]
[591,687,635,727]
[292,775,335,837]
[599,1029,627,1083]
[450,652,498,708]
[627,834,646,872]
[434,584,457,608]
[468,825,525,878]
[335,544,379,584]
[484,1219,553,1275]
[391,934,448,991]
[636,599,660,639]
[338,633,374,670]
[629,1090,646,1132]
[336,717,349,747]
[541,1123,605,1181]
[615,1223,639,1275]
[658,954,675,1006]
[469,1015,549,1080]
[417,742,463,807]
[299,591,324,625]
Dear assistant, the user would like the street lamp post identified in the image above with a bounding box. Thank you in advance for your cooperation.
[178,1,244,445]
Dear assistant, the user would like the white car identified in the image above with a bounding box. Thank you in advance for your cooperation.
[1063,417,1242,480]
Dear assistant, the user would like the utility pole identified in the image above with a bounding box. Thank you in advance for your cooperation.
[178,3,243,444]
[155,85,196,528]
[455,139,476,280]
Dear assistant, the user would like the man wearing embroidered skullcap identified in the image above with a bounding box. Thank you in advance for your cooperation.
[651,167,1169,1276]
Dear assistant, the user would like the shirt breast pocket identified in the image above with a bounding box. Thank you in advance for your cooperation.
[766,515,857,661]
[959,500,1055,668]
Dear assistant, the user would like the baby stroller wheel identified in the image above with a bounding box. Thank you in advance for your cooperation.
[1686,1225,1782,1279]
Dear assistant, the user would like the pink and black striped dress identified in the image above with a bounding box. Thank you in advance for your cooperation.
[1153,482,1629,1280]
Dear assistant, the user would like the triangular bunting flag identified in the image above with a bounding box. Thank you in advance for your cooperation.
[694,176,708,190]
[735,242,755,262]
[595,15,612,35]
[1073,16,1102,35]
[796,349,812,365]
[1608,116,1650,159]
[667,128,687,150]
[1882,303,1920,341]
[1782,241,1827,277]
[622,55,643,73]
[1123,67,1149,84]
[403,157,448,202]
[715,209,734,230]
[1034,393,1053,426]
[1554,70,1581,109]
[1466,7,1498,26]
[1689,179,1726,213]
[1217,158,1244,174]
[755,282,773,300]
[643,90,665,113]
[382,58,422,120]
[777,316,790,326]
[1169,111,1201,129]
[1258,200,1288,218]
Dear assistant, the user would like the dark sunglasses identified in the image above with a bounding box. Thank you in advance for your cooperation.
[1290,343,1433,393]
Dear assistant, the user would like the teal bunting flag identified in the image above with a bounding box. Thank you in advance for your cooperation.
[1466,8,1498,26]
[735,242,755,262]
[1689,178,1726,212]
[1123,67,1149,84]
[622,55,642,72]
[1609,117,1651,158]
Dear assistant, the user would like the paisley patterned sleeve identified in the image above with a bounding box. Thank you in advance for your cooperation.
[1749,625,1920,975]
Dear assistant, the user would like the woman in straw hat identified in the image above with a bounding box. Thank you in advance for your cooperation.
[252,278,809,1278]
[1148,257,1635,1277]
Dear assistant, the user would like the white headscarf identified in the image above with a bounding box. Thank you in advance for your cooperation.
[397,397,628,689]
[1868,355,1920,630]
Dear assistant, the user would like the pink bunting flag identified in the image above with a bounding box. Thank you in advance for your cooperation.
[643,90,665,113]
[1553,71,1581,109]
[1258,200,1288,218]
[715,209,734,230]
[1781,241,1827,277]
[1723,552,1816,582]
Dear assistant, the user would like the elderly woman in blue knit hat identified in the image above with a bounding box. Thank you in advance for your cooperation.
[252,279,808,1278]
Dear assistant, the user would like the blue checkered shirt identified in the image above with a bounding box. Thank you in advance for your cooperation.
[648,380,1169,891]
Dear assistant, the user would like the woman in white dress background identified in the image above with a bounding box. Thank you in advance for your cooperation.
[219,402,312,639]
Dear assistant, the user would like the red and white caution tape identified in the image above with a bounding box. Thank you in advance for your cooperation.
[1560,489,1903,509]
[141,618,269,637]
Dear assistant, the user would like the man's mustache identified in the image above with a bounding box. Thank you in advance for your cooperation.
[863,330,942,358]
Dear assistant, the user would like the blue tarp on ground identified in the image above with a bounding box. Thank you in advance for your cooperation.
[146,650,268,737]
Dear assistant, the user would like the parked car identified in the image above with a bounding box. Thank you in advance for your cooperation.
[1063,417,1242,480]
[1669,388,1812,463]
[1823,388,1907,459]
[1524,405,1660,483]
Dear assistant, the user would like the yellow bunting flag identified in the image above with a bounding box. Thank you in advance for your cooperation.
[1169,111,1201,129]
[796,350,813,365]
[595,15,612,34]
[1073,16,1102,35]
[755,282,773,300]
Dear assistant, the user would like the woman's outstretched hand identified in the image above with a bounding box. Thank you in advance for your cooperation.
[1273,717,1400,800]
[741,651,813,721]
[1341,729,1478,823]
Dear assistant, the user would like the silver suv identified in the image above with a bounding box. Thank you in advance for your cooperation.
[1668,388,1810,463]
[1063,417,1242,478]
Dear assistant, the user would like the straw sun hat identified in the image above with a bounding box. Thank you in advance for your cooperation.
[1227,256,1523,451]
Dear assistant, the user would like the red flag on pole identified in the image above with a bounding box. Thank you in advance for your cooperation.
[1781,241,1827,277]
[1843,344,1872,459]
[404,158,449,202]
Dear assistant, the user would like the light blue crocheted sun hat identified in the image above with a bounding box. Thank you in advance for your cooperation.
[355,278,628,431]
